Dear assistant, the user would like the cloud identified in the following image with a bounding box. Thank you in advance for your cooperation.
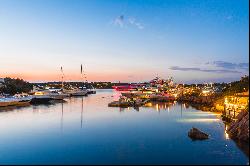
[208,61,249,70]
[112,15,144,30]
[128,17,144,29]
[113,15,125,28]
[169,66,241,73]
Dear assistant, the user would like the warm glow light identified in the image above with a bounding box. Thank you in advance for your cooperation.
[156,104,159,111]
[225,126,229,139]
[34,92,44,95]
[202,90,210,94]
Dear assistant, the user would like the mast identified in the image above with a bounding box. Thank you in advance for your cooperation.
[61,66,64,90]
[81,64,84,88]
[81,64,88,88]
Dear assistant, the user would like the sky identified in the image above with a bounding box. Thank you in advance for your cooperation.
[0,0,249,83]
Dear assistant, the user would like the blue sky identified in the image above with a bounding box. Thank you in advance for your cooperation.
[0,0,249,83]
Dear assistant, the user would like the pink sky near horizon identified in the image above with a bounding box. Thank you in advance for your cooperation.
[1,71,154,83]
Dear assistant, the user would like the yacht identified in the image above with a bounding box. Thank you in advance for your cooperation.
[48,89,70,100]
[0,95,32,107]
[64,88,88,96]
[31,91,53,104]
[87,85,96,94]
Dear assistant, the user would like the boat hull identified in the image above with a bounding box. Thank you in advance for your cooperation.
[31,97,52,104]
[70,91,88,96]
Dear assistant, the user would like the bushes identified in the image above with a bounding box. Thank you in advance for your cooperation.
[0,77,32,95]
[222,76,249,96]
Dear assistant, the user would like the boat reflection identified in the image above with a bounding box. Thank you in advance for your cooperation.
[143,101,176,112]
[116,101,176,112]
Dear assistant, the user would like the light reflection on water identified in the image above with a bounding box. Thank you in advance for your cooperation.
[0,89,248,165]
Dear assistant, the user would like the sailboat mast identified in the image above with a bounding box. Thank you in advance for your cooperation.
[81,64,83,87]
[61,66,64,90]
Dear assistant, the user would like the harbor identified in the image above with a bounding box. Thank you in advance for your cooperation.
[0,0,248,164]
[0,75,249,164]
[0,89,248,165]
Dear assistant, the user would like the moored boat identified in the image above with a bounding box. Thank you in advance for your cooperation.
[0,96,30,107]
[68,89,88,96]
[31,91,53,104]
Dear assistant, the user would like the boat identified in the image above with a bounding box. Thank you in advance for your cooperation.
[64,64,89,97]
[48,90,69,100]
[13,94,32,106]
[0,98,17,107]
[64,88,88,96]
[31,91,53,104]
[0,95,31,107]
[87,85,96,94]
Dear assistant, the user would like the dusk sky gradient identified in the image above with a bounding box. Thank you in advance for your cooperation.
[0,0,249,83]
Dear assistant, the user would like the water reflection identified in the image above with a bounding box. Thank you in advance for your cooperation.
[0,89,248,164]
[81,97,83,128]
[144,101,176,112]
[61,101,64,132]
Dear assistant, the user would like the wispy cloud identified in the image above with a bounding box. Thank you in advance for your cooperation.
[112,15,144,30]
[113,15,125,28]
[169,66,241,73]
[207,61,249,71]
[128,17,144,29]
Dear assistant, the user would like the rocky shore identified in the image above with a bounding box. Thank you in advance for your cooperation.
[177,95,216,106]
[177,95,249,143]
[177,95,223,113]
[227,110,249,142]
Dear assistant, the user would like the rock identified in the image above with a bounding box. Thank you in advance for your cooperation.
[188,127,209,140]
[227,110,249,142]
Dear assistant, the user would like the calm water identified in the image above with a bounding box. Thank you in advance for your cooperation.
[0,89,248,165]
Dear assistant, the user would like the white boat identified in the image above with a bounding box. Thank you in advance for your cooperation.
[48,90,70,100]
[64,89,88,96]
[31,91,53,104]
[33,90,68,101]
[87,85,96,94]
[0,95,32,107]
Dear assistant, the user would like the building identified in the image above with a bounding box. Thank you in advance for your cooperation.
[224,91,249,119]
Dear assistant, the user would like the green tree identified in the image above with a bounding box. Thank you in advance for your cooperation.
[0,77,33,95]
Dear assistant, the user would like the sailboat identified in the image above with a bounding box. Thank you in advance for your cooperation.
[64,64,88,97]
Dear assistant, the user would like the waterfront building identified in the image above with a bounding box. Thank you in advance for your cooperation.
[224,91,249,119]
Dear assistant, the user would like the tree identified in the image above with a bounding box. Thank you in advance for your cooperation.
[0,77,33,95]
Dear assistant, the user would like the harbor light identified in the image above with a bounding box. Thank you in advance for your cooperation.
[34,92,44,95]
